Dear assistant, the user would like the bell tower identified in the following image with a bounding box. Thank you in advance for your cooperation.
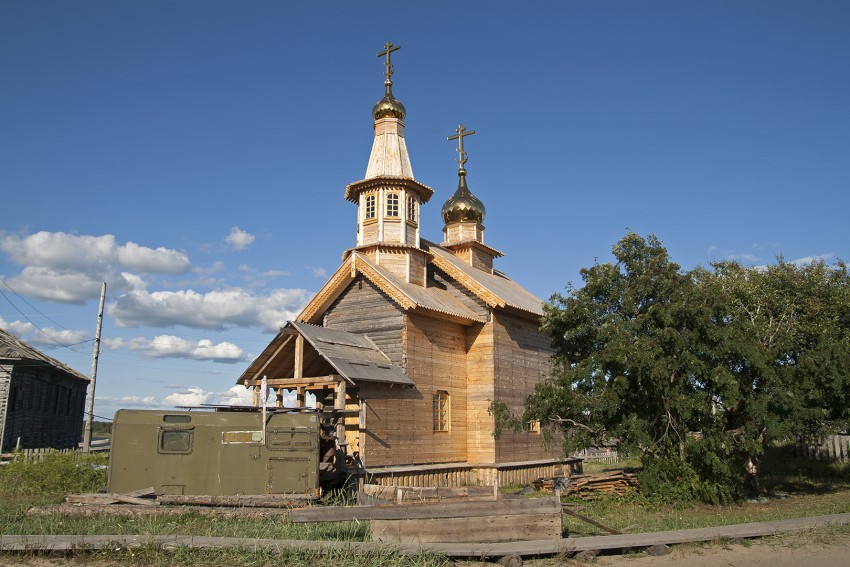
[344,42,434,286]
[441,125,502,272]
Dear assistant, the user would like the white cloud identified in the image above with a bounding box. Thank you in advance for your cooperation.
[163,386,212,407]
[117,241,190,273]
[310,266,328,278]
[105,334,250,363]
[726,253,759,263]
[790,253,834,267]
[225,227,255,251]
[0,317,36,337]
[163,385,280,408]
[5,266,106,304]
[0,231,190,304]
[0,231,189,274]
[0,317,89,348]
[108,287,313,331]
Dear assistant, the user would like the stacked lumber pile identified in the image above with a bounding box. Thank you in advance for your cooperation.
[534,471,639,499]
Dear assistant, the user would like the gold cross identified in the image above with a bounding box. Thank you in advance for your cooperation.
[448,124,476,167]
[377,42,401,83]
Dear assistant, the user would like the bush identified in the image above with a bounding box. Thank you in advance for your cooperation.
[0,452,108,497]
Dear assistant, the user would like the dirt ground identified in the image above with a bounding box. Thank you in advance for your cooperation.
[467,531,850,567]
[2,533,849,566]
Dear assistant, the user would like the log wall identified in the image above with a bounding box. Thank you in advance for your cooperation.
[491,310,560,463]
[323,277,405,365]
[356,312,468,468]
[1,364,87,452]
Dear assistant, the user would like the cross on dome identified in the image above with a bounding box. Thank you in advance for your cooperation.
[448,124,476,171]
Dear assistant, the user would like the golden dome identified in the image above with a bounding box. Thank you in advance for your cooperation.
[373,85,406,120]
[442,172,485,224]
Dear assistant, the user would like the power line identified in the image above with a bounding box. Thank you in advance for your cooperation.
[0,278,90,340]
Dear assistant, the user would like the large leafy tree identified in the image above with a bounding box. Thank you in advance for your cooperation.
[527,233,850,502]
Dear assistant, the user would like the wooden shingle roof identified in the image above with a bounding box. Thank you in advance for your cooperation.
[425,241,545,317]
[0,328,90,382]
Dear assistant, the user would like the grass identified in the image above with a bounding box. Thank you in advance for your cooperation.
[2,445,849,565]
[551,444,850,536]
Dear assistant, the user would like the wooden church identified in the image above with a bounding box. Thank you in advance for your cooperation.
[236,44,568,487]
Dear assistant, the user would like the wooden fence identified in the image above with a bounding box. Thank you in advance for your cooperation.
[795,434,850,462]
[0,441,109,464]
[572,447,619,464]
[0,447,77,464]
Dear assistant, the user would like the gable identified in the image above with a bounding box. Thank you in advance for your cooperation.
[298,252,485,326]
[0,329,89,383]
[324,277,405,364]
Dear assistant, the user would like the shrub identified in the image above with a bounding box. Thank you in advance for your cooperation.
[0,452,108,497]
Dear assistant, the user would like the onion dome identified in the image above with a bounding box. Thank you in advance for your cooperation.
[442,171,485,224]
[373,84,406,120]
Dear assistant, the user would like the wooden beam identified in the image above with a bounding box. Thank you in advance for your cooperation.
[244,375,342,388]
[252,334,294,382]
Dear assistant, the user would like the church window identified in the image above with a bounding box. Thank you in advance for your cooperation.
[528,419,541,434]
[433,391,449,432]
[386,193,399,217]
[407,195,417,222]
[364,195,376,219]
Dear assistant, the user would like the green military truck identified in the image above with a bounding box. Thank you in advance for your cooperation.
[108,409,321,496]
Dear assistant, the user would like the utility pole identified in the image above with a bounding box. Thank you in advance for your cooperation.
[82,282,106,453]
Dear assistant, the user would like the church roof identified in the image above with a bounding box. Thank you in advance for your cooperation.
[297,251,486,326]
[291,322,412,386]
[235,322,412,387]
[425,241,545,317]
[0,328,90,382]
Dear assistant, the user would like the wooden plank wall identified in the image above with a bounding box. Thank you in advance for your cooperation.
[367,461,579,488]
[323,277,405,365]
[357,312,468,468]
[466,322,495,464]
[404,312,468,463]
[1,365,87,452]
[491,311,560,463]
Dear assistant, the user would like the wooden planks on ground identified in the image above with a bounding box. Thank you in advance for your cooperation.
[371,512,562,544]
[289,497,559,523]
[4,512,850,558]
[28,503,292,519]
[360,483,496,504]
[62,490,315,509]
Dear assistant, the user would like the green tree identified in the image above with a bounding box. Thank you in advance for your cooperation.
[697,259,850,490]
[528,233,850,503]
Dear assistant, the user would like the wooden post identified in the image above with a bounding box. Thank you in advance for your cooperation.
[275,388,283,408]
[335,380,347,447]
[296,386,304,408]
[83,281,106,453]
[252,385,260,407]
[294,335,304,380]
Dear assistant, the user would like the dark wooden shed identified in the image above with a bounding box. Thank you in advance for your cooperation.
[0,328,90,452]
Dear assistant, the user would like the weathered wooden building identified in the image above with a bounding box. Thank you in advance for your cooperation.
[237,44,566,486]
[0,328,90,452]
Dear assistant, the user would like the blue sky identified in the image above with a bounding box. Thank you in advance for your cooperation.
[2,1,848,419]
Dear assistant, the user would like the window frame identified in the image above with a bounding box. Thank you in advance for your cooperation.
[158,427,194,454]
[364,194,377,220]
[433,391,450,432]
[406,195,417,223]
[386,192,400,217]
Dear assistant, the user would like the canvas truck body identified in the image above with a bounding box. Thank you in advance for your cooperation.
[108,409,320,496]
